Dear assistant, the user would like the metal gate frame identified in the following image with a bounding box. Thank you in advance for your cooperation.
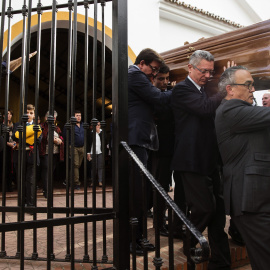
[0,0,129,269]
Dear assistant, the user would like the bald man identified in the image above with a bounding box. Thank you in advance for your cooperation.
[262,92,270,107]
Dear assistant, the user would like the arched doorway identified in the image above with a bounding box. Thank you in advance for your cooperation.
[5,27,113,127]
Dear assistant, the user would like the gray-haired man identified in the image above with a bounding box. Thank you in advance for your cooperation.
[171,50,231,269]
[216,66,270,270]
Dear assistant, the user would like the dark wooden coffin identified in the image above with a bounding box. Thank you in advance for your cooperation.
[160,19,270,95]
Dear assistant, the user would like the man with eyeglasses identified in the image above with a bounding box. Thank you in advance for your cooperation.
[171,50,231,269]
[128,48,171,255]
[215,66,270,270]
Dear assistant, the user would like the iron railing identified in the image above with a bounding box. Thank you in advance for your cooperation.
[121,141,210,270]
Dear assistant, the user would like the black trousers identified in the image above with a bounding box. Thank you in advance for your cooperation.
[14,161,34,205]
[155,155,173,228]
[180,170,231,270]
[130,145,152,240]
[40,154,59,194]
[173,171,187,231]
[232,212,270,270]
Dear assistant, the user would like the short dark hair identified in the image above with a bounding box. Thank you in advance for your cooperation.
[157,63,170,74]
[134,48,164,65]
[27,104,35,111]
[74,110,81,115]
[218,66,248,98]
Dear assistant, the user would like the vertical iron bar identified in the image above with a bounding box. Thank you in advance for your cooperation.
[19,2,29,268]
[168,208,174,270]
[82,0,89,263]
[25,0,39,260]
[92,0,97,118]
[24,0,32,113]
[141,174,149,268]
[112,0,129,268]
[130,160,137,269]
[32,1,42,260]
[0,0,6,90]
[70,0,78,269]
[0,0,12,258]
[153,188,162,269]
[186,228,195,270]
[47,1,57,269]
[101,0,108,263]
[65,0,73,262]
[92,0,98,268]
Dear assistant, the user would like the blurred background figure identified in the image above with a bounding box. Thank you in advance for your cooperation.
[40,110,64,198]
[87,121,104,187]
[262,92,270,107]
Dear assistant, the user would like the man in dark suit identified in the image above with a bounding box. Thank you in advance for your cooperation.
[171,50,231,269]
[216,66,270,270]
[128,48,171,255]
[152,63,177,236]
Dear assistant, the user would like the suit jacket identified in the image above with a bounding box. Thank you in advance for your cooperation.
[128,65,171,151]
[171,77,222,175]
[154,99,175,157]
[215,99,270,216]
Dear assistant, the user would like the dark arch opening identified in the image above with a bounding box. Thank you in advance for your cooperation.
[4,27,113,128]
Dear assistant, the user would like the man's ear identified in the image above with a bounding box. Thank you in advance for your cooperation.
[226,85,233,97]
[187,64,192,73]
[137,60,145,70]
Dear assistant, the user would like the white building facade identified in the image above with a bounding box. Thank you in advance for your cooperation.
[2,0,270,63]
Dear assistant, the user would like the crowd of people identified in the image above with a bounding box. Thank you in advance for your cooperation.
[1,47,270,269]
[0,106,106,203]
[128,48,270,270]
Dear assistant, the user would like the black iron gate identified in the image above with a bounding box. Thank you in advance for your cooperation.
[0,0,130,269]
[0,1,210,269]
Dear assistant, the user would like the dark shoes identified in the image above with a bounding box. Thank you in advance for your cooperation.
[75,185,80,190]
[130,243,144,256]
[228,226,245,246]
[130,239,155,256]
[139,239,155,251]
[159,225,169,237]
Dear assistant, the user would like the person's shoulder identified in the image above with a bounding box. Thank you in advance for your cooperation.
[128,65,139,73]
[173,77,196,94]
[224,99,250,107]
[217,99,250,115]
[174,77,194,88]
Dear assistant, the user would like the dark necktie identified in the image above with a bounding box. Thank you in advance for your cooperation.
[200,87,206,98]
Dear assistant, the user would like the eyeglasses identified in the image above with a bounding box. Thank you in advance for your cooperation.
[148,64,160,74]
[192,65,215,76]
[230,82,255,91]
